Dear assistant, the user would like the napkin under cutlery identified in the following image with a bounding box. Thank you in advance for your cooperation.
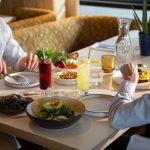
[90,42,115,52]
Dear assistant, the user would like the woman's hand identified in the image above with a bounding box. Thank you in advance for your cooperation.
[19,52,38,71]
[120,62,139,84]
[0,60,7,75]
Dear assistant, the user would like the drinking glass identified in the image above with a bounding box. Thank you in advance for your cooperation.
[90,68,103,86]
[101,54,116,73]
[39,59,52,95]
[77,57,90,95]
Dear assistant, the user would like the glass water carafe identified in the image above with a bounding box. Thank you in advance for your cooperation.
[115,17,133,69]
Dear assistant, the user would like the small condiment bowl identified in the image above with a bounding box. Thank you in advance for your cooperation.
[53,71,77,86]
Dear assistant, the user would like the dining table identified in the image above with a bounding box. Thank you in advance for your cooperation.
[0,30,150,150]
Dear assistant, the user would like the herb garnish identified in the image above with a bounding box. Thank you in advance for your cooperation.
[52,51,68,65]
[35,49,54,60]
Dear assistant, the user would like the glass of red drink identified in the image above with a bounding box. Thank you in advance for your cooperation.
[39,59,52,94]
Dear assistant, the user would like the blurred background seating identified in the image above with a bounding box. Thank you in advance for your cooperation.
[8,7,56,30]
[12,16,138,54]
[0,0,79,20]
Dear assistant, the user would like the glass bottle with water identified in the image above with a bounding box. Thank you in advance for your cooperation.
[115,17,133,69]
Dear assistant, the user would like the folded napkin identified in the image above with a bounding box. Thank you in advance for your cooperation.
[90,42,115,52]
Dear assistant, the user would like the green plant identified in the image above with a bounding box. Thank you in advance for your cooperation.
[130,0,150,34]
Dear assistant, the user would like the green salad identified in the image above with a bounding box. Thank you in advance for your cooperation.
[37,100,75,120]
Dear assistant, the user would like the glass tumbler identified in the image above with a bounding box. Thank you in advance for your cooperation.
[90,68,103,86]
[39,59,52,95]
[77,57,90,95]
[101,54,116,73]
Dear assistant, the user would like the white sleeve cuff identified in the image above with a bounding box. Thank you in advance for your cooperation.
[119,80,137,99]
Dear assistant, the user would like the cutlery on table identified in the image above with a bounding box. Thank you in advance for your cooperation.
[22,92,39,96]
[2,73,29,86]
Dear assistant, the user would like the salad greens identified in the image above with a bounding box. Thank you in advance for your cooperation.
[35,49,77,68]
[52,51,68,65]
[37,100,75,120]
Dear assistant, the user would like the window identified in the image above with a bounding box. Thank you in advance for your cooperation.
[80,0,150,9]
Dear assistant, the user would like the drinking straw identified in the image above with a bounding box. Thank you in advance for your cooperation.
[42,48,46,60]
[88,47,91,59]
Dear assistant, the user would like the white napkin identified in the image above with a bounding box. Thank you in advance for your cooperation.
[90,42,115,52]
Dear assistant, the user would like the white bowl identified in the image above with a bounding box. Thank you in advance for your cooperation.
[54,67,77,72]
[53,71,76,86]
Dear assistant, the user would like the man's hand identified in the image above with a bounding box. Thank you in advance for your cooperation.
[0,60,7,75]
[19,52,38,71]
[121,62,139,84]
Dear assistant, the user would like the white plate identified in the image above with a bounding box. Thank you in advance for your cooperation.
[79,94,113,117]
[53,71,76,86]
[4,72,39,88]
[113,71,150,90]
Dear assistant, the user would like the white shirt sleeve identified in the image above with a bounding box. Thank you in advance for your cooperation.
[0,18,27,71]
[109,80,150,129]
[126,134,150,150]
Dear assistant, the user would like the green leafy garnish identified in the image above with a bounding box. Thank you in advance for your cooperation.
[35,49,54,60]
[52,51,68,65]
[138,64,144,67]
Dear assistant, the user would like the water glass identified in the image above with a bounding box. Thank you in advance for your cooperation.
[90,68,103,86]
[46,89,66,97]
[77,57,90,95]
[101,55,116,73]
[39,59,52,95]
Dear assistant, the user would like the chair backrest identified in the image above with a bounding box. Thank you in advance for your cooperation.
[13,16,138,54]
[0,0,79,20]
[8,7,56,30]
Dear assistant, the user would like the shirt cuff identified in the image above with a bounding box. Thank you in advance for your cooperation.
[119,80,137,99]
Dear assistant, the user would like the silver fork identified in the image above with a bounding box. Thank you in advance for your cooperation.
[4,74,29,86]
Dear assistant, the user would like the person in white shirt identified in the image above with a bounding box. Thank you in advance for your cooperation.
[0,1,38,149]
[0,17,38,74]
[107,62,150,150]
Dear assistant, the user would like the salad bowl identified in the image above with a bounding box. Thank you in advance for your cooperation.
[26,96,85,129]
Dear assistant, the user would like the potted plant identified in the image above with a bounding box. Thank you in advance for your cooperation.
[130,0,150,56]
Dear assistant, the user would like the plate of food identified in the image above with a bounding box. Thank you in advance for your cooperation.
[53,71,77,86]
[113,65,150,90]
[52,51,78,72]
[4,72,39,88]
[79,94,113,117]
[0,94,33,115]
[26,96,85,129]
